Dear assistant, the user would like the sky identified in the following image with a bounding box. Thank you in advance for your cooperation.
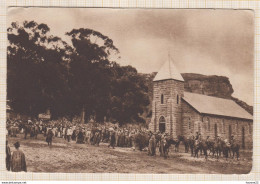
[8,8,254,105]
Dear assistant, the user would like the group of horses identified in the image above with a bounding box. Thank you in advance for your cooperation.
[144,134,241,160]
[179,135,240,160]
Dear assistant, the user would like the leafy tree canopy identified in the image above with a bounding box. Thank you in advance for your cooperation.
[7,21,150,125]
[7,21,72,117]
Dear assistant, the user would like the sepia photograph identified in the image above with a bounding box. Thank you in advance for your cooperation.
[6,7,254,174]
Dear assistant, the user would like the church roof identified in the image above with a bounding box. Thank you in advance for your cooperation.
[153,56,184,82]
[182,92,253,120]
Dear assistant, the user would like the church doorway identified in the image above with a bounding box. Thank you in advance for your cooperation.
[159,116,166,133]
[242,127,245,149]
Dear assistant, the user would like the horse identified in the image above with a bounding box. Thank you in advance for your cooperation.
[159,137,178,159]
[230,142,240,160]
[194,139,208,159]
[178,135,190,153]
[189,136,195,156]
[210,139,222,159]
[174,138,181,152]
[221,139,233,160]
[205,140,215,156]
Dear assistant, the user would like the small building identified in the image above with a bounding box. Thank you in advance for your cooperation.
[149,56,253,149]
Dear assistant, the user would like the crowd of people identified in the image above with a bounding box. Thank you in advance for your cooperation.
[6,117,150,148]
[5,117,147,172]
[6,117,241,172]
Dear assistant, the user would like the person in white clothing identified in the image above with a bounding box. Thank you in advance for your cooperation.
[67,127,73,142]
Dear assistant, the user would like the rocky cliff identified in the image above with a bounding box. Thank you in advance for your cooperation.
[182,73,234,98]
[182,73,253,115]
[141,72,253,118]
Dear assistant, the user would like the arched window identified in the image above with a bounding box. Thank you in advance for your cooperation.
[177,94,179,104]
[214,123,218,139]
[242,127,245,149]
[159,116,166,133]
[161,94,164,104]
[222,119,225,134]
[159,116,166,122]
[203,117,210,131]
[188,117,191,129]
[198,122,201,133]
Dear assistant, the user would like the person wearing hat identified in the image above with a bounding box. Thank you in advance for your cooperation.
[77,128,84,144]
[197,133,202,142]
[6,140,11,171]
[11,142,27,172]
[159,132,167,156]
[206,135,210,142]
[195,132,199,140]
[24,123,29,139]
[230,134,235,144]
[46,128,54,146]
[108,130,116,149]
[148,133,156,156]
[67,126,73,142]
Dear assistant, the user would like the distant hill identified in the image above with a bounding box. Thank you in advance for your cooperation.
[139,72,253,122]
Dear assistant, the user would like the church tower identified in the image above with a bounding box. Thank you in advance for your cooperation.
[149,55,184,138]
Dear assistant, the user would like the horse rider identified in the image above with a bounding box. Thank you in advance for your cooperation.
[206,136,210,142]
[195,132,202,143]
[195,132,199,140]
[216,135,222,144]
[205,135,210,146]
[230,134,235,145]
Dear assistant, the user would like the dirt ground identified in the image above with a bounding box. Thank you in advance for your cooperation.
[7,134,252,174]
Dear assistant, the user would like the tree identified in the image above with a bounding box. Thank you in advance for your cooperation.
[66,28,150,124]
[8,22,150,125]
[66,28,119,123]
[7,21,72,118]
[109,65,150,125]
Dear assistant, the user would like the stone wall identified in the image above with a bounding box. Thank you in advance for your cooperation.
[181,100,253,149]
[150,79,184,138]
[143,72,253,116]
[201,115,253,149]
[181,100,202,136]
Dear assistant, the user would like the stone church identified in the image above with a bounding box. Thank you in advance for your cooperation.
[149,56,253,149]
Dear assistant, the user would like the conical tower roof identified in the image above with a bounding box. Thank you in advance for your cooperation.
[153,55,184,82]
